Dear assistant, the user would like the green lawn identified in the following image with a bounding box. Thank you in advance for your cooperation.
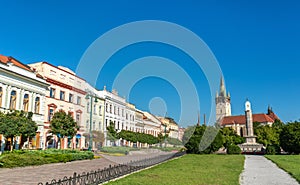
[106,154,245,185]
[265,155,300,183]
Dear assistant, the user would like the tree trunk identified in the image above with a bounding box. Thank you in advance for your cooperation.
[10,137,13,151]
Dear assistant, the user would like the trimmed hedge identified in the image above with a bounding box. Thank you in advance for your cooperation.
[0,149,94,168]
[100,147,139,154]
[266,145,281,155]
[227,144,241,154]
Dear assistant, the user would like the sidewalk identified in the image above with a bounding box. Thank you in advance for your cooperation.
[240,155,299,185]
[0,150,173,185]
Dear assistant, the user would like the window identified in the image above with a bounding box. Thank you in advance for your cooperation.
[122,109,124,117]
[50,88,56,98]
[93,121,96,130]
[109,104,112,113]
[87,102,90,113]
[105,119,108,131]
[93,104,96,115]
[77,96,81,105]
[99,105,102,115]
[105,103,108,113]
[86,120,89,131]
[34,97,40,114]
[60,91,65,101]
[23,94,29,112]
[48,108,54,121]
[126,113,128,120]
[9,90,17,110]
[99,121,102,131]
[118,107,120,115]
[69,93,73,103]
[76,113,80,124]
[0,87,3,107]
[114,106,116,114]
[60,74,66,79]
[50,70,56,76]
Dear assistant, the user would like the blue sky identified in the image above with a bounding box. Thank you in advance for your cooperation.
[0,1,299,125]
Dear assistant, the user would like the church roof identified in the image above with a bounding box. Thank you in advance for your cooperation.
[221,113,277,126]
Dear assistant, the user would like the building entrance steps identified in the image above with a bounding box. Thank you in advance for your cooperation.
[240,155,299,185]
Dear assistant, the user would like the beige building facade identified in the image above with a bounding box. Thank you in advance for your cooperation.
[29,62,86,149]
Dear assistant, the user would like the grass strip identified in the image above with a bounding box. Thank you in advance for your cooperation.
[107,154,244,185]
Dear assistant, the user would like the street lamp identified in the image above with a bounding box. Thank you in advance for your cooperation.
[164,123,167,148]
[85,93,98,151]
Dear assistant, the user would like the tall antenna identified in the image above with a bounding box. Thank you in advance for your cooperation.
[203,113,206,126]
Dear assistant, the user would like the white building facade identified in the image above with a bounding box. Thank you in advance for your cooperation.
[0,55,49,150]
[84,83,105,149]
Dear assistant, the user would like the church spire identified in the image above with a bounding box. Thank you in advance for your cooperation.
[220,76,226,97]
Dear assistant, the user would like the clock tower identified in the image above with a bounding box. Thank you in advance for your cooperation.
[215,77,231,122]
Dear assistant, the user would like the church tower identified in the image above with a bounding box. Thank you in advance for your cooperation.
[215,76,231,122]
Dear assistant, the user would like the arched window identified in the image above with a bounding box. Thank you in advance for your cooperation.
[23,94,29,112]
[9,90,17,110]
[99,105,102,115]
[0,87,3,107]
[34,97,40,114]
[87,102,90,113]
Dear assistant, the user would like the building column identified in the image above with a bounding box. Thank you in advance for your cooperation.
[16,88,22,110]
[4,85,11,109]
[28,92,34,112]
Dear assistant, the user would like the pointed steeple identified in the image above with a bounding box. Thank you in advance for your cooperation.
[220,76,226,97]
[197,111,200,126]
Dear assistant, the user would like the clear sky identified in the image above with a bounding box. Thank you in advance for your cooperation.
[1,1,299,126]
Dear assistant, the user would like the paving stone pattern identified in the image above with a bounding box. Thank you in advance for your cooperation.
[0,151,171,185]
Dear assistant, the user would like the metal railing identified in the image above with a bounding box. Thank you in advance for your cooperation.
[37,151,185,185]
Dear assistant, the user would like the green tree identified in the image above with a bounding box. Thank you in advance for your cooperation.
[280,121,300,154]
[185,125,223,154]
[0,110,37,151]
[220,127,244,149]
[255,125,279,147]
[50,110,79,149]
[118,130,159,145]
[106,121,118,146]
[182,126,196,145]
[166,137,182,146]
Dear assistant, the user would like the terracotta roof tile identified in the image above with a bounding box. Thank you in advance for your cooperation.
[221,113,276,126]
[0,54,32,72]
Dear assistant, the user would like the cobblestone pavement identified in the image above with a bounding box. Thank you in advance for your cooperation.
[240,155,299,185]
[0,150,174,185]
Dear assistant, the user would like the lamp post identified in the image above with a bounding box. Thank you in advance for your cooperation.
[86,93,98,151]
[164,123,167,148]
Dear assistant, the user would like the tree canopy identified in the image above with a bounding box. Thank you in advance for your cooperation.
[106,121,118,143]
[0,110,37,150]
[118,130,159,145]
[280,121,300,154]
[220,127,244,148]
[185,125,223,154]
[50,110,79,138]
